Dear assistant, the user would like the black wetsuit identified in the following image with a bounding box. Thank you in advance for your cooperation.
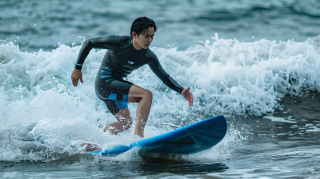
[75,35,184,115]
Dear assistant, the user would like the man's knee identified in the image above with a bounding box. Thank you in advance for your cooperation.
[143,90,153,100]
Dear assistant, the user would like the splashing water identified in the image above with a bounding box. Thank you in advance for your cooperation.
[0,34,319,162]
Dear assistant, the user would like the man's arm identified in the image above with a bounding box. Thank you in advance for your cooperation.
[75,35,122,70]
[147,54,184,94]
[72,35,125,87]
[147,51,194,106]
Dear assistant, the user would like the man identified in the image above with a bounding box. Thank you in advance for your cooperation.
[71,17,193,140]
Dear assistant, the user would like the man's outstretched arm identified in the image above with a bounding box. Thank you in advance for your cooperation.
[148,55,194,106]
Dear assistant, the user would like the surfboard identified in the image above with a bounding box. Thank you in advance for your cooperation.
[90,115,227,156]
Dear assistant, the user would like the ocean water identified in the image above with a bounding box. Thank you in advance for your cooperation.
[1,0,320,178]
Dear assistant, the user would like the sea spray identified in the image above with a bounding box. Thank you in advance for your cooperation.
[0,35,319,162]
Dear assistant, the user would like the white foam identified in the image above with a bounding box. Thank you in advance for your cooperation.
[0,34,320,161]
[263,116,297,123]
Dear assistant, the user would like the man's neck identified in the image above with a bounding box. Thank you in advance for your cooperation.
[132,38,143,50]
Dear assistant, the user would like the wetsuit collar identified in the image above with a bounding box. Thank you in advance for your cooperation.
[128,37,147,53]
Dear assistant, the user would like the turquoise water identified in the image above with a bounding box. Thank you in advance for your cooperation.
[1,0,320,178]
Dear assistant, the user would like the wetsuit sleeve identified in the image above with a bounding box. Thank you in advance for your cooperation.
[148,55,184,94]
[74,36,122,70]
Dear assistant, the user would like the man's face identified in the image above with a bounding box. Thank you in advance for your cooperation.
[133,27,155,49]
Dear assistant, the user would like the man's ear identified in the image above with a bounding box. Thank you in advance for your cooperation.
[132,32,136,39]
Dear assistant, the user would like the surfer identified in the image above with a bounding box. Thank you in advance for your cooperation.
[71,17,193,142]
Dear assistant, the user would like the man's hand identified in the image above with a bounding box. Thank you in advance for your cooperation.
[71,68,83,87]
[181,87,193,107]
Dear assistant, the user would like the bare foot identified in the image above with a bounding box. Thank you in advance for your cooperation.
[80,143,102,152]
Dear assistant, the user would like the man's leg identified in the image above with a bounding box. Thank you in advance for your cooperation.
[127,85,153,138]
[81,84,151,152]
[103,107,132,135]
[82,107,132,152]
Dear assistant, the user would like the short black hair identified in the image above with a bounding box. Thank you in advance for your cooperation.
[130,16,157,37]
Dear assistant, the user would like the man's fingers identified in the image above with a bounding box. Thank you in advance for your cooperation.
[182,89,193,107]
[72,78,78,87]
[188,95,193,107]
[80,77,83,83]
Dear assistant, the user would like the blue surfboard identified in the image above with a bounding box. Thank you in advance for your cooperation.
[90,115,227,156]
